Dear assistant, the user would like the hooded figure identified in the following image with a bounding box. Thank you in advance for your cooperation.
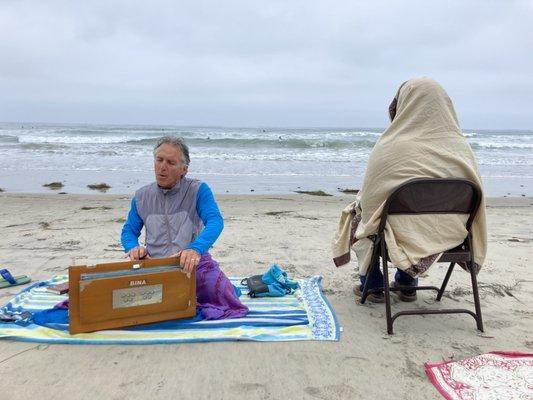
[332,77,487,298]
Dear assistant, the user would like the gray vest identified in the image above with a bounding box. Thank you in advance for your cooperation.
[135,177,203,258]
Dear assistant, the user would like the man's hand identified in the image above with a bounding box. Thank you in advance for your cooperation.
[127,246,149,261]
[174,249,201,274]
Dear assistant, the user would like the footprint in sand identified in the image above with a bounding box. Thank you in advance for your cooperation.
[230,383,271,398]
[304,384,360,399]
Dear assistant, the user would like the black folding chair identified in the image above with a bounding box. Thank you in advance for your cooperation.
[361,178,484,334]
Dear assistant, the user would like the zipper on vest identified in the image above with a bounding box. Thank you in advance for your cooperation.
[163,192,173,250]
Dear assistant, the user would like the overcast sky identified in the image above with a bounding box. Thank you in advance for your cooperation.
[0,0,532,129]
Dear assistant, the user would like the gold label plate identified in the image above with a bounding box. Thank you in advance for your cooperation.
[112,284,163,309]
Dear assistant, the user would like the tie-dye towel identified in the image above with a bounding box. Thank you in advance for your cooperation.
[425,351,533,400]
[0,275,340,344]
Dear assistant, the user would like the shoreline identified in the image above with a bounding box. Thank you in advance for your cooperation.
[1,170,532,198]
[0,174,533,197]
[1,192,533,201]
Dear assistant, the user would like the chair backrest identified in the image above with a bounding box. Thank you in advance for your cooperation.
[378,178,482,234]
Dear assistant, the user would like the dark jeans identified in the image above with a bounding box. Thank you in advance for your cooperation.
[360,256,417,294]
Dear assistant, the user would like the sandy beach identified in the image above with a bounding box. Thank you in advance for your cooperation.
[0,192,531,400]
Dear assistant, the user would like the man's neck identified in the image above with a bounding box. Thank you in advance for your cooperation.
[157,178,183,194]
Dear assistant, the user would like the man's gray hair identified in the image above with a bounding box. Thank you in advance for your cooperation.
[153,136,190,166]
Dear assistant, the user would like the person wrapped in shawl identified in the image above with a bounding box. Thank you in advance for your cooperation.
[332,77,487,303]
[121,136,248,320]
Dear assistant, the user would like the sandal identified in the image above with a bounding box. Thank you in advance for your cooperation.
[0,269,31,289]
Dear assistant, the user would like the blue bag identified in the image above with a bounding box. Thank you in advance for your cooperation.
[241,264,299,298]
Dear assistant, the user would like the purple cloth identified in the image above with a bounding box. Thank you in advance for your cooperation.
[54,299,69,310]
[196,253,248,320]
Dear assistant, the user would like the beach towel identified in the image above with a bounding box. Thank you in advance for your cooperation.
[333,77,487,277]
[425,351,533,400]
[0,275,340,344]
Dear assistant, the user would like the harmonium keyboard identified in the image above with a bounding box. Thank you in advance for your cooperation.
[68,257,196,334]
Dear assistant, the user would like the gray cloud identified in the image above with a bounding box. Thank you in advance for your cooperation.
[1,0,532,128]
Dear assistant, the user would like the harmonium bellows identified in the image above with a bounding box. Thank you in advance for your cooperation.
[68,257,196,334]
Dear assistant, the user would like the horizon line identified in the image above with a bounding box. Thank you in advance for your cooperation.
[1,120,532,133]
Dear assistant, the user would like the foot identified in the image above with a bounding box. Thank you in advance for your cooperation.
[391,281,417,302]
[353,285,385,303]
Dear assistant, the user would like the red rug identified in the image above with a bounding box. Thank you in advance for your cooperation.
[425,351,533,400]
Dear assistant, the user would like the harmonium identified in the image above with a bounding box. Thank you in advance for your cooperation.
[68,257,196,334]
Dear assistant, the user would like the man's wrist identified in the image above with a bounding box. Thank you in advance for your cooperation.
[186,246,202,255]
[125,244,141,253]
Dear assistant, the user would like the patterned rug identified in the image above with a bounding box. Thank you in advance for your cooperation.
[0,275,340,344]
[425,351,533,400]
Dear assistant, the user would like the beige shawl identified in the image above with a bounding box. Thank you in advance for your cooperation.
[332,77,487,276]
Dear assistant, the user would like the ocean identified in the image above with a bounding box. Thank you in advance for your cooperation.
[0,123,531,197]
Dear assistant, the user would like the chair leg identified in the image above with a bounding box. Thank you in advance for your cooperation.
[469,262,484,332]
[467,234,484,332]
[436,262,455,301]
[361,242,379,304]
[381,239,393,334]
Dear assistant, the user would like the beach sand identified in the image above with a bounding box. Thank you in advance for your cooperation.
[0,193,531,399]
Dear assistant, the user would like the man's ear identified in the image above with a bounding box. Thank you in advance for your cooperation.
[181,165,188,177]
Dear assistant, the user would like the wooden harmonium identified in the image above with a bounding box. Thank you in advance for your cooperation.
[68,257,196,334]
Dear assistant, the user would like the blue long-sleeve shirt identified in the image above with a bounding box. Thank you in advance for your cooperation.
[121,182,224,255]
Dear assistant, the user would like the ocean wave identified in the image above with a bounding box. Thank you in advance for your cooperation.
[10,133,381,149]
[17,135,157,144]
[125,137,378,150]
[125,137,159,145]
[470,142,533,150]
[0,134,19,143]
[192,171,355,177]
[190,153,361,162]
[19,142,70,151]
[2,126,532,175]
[6,135,533,153]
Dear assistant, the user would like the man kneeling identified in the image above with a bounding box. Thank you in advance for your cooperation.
[121,136,248,320]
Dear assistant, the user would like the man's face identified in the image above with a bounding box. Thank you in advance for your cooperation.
[154,143,188,189]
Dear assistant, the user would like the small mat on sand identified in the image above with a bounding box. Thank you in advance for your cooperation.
[0,275,340,344]
[425,351,533,400]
